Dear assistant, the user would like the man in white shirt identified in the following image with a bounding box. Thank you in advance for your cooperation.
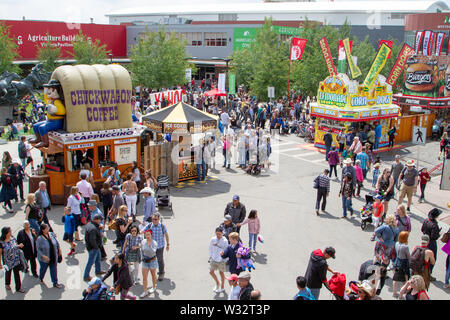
[227,274,241,300]
[209,227,228,293]
[76,173,94,204]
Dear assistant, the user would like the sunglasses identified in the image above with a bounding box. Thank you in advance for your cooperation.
[152,218,159,221]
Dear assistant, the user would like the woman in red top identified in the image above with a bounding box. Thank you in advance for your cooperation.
[418,168,430,203]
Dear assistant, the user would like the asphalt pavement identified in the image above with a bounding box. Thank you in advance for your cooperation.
[0,133,448,300]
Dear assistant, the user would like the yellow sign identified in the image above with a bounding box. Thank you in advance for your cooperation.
[363,43,392,89]
[343,38,362,79]
[317,76,348,108]
[317,75,393,109]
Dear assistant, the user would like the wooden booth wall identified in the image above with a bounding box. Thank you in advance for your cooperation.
[391,113,436,143]
[144,142,178,185]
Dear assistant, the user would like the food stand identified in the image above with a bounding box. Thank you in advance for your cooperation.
[142,101,218,182]
[29,64,149,204]
[311,74,400,150]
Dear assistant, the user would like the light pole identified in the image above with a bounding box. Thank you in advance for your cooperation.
[108,53,113,64]
[212,57,233,111]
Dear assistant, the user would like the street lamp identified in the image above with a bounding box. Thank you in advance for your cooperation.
[211,57,233,111]
[108,53,113,64]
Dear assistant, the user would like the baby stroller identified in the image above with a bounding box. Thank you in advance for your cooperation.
[246,163,263,176]
[360,194,374,230]
[324,273,347,300]
[155,175,172,210]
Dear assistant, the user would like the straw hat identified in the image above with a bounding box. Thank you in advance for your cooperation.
[343,158,353,165]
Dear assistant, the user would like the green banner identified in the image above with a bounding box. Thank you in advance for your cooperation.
[363,43,392,89]
[234,26,303,51]
[228,73,236,95]
[271,26,302,36]
[233,28,258,51]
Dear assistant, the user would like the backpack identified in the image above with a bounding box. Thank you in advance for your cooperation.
[410,246,426,273]
[294,288,316,300]
[18,142,27,159]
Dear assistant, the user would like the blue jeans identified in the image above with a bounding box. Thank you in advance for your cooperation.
[83,248,101,279]
[342,196,353,217]
[20,158,26,169]
[28,219,40,234]
[310,288,321,300]
[445,255,450,285]
[374,136,380,150]
[249,233,257,250]
[39,261,58,285]
[196,161,206,181]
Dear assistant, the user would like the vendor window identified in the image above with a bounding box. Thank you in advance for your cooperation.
[46,152,65,171]
[98,145,111,165]
[67,148,94,172]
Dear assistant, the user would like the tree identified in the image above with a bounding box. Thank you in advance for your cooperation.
[229,18,289,100]
[70,30,110,65]
[290,21,341,97]
[250,18,289,101]
[229,47,254,91]
[36,33,62,72]
[0,22,20,75]
[351,36,376,83]
[128,26,195,89]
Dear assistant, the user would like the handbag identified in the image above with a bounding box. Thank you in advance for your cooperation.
[441,232,449,244]
[142,255,156,263]
[114,284,121,295]
[108,219,118,231]
[126,249,140,263]
[313,176,319,189]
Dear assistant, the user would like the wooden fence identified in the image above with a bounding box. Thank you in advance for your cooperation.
[144,141,178,185]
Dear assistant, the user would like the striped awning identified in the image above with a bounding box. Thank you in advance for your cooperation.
[142,102,218,133]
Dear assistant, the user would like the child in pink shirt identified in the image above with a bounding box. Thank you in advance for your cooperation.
[237,210,261,253]
[355,160,364,197]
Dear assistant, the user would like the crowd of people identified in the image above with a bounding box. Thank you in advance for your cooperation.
[0,81,449,301]
[311,119,450,300]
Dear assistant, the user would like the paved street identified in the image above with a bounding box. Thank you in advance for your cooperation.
[0,134,449,300]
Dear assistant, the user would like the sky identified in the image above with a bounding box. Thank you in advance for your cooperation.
[0,0,262,24]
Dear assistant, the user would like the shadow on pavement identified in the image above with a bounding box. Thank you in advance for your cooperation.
[213,291,228,300]
[39,283,65,300]
[253,252,267,265]
[171,180,231,199]
[156,277,176,297]
[317,211,340,220]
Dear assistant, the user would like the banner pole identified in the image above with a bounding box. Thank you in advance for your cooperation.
[287,57,292,104]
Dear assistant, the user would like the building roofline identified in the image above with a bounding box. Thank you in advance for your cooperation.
[106,1,449,17]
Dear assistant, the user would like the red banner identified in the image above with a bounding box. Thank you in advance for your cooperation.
[415,31,423,54]
[2,20,127,60]
[290,37,307,61]
[319,37,337,76]
[378,40,393,59]
[386,43,414,87]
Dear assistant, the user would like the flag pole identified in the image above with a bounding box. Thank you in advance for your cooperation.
[287,40,292,105]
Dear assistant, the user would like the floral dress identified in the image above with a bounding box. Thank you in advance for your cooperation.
[0,237,21,270]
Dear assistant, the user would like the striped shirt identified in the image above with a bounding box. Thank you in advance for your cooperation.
[316,174,330,193]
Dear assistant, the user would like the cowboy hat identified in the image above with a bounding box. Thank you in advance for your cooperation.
[405,160,415,167]
[343,158,353,164]
[140,187,155,195]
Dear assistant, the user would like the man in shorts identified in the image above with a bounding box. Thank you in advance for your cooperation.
[397,160,419,213]
[209,227,229,293]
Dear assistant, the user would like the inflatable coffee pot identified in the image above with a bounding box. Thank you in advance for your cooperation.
[31,79,66,148]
